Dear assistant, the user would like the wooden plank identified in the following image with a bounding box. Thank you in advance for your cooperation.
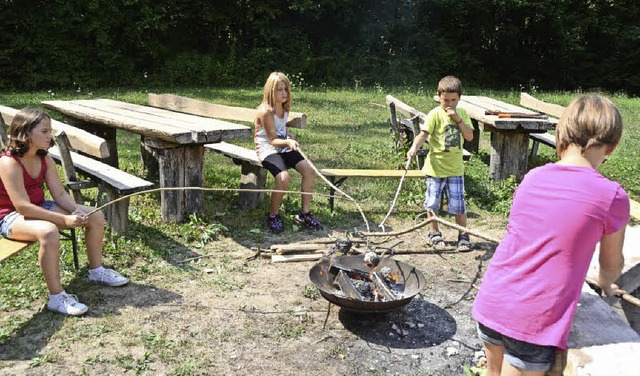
[0,238,32,263]
[529,132,556,148]
[42,100,250,144]
[48,146,154,194]
[432,95,556,131]
[148,93,307,129]
[204,142,261,165]
[0,105,109,158]
[385,95,424,120]
[271,254,324,263]
[320,169,426,178]
[520,92,565,119]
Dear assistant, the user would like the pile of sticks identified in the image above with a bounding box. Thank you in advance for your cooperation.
[259,238,367,263]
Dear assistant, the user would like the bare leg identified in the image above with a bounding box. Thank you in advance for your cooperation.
[270,171,290,215]
[79,204,105,269]
[455,213,467,236]
[428,210,440,233]
[295,160,315,213]
[485,341,546,376]
[9,218,64,295]
[501,362,546,376]
[483,342,505,376]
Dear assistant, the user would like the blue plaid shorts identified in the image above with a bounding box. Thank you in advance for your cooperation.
[423,175,466,214]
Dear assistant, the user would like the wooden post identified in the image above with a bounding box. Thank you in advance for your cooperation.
[488,131,530,182]
[143,137,204,222]
[464,119,480,153]
[140,136,159,181]
[238,161,267,210]
[184,145,204,216]
[103,186,129,234]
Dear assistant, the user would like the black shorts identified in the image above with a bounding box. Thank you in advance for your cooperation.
[262,151,305,177]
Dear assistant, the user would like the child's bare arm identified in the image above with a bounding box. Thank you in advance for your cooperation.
[407,130,429,160]
[43,155,78,214]
[598,225,626,296]
[257,110,298,150]
[446,107,474,141]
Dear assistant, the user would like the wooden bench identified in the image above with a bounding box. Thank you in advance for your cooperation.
[1,106,154,234]
[320,169,427,212]
[203,142,266,210]
[519,93,563,158]
[147,93,308,210]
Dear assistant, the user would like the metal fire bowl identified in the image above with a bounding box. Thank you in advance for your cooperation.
[309,255,427,313]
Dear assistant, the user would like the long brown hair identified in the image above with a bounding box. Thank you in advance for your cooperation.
[4,108,53,157]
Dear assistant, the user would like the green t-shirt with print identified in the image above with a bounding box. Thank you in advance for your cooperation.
[419,106,471,177]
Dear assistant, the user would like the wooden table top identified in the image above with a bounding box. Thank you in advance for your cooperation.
[434,95,556,131]
[42,99,251,144]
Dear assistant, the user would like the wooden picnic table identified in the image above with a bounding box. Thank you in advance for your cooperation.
[42,99,251,222]
[435,95,556,181]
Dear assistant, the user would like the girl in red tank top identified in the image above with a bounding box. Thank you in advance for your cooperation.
[0,108,129,316]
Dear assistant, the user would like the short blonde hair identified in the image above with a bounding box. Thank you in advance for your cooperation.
[261,72,291,112]
[555,95,623,156]
[437,75,462,96]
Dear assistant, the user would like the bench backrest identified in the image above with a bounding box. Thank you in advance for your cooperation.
[519,93,565,119]
[148,93,307,129]
[0,105,110,159]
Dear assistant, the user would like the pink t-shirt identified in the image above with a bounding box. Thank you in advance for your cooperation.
[472,163,629,349]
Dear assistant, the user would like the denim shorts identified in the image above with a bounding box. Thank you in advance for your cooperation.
[477,322,556,372]
[0,200,57,238]
[424,175,466,214]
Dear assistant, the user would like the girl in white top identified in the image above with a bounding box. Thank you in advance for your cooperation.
[254,72,322,233]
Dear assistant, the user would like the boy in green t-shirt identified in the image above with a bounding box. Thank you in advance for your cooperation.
[407,76,474,251]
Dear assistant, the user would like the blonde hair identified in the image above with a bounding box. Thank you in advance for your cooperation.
[555,95,622,156]
[261,72,291,112]
[437,75,462,96]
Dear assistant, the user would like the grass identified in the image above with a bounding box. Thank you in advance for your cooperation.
[1,85,639,359]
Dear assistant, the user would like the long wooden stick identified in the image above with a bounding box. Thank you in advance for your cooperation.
[360,214,502,244]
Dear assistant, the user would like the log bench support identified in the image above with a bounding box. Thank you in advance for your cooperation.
[488,131,530,182]
[204,142,267,210]
[143,137,204,222]
[51,132,155,233]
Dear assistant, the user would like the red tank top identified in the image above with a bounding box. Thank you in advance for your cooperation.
[0,152,47,220]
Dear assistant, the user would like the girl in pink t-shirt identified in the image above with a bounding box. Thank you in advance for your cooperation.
[472,95,629,375]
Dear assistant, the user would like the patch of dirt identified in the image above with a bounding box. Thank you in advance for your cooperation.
[0,215,505,375]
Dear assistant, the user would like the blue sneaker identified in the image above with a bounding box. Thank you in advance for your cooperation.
[267,214,284,233]
[294,211,322,231]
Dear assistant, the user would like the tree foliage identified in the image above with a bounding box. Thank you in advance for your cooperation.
[0,0,638,94]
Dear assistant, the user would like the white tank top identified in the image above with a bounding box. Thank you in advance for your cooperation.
[254,108,289,161]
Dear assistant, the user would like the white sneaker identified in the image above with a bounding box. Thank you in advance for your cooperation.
[89,268,129,287]
[47,292,88,316]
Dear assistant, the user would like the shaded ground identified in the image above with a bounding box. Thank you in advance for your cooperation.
[0,216,505,375]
